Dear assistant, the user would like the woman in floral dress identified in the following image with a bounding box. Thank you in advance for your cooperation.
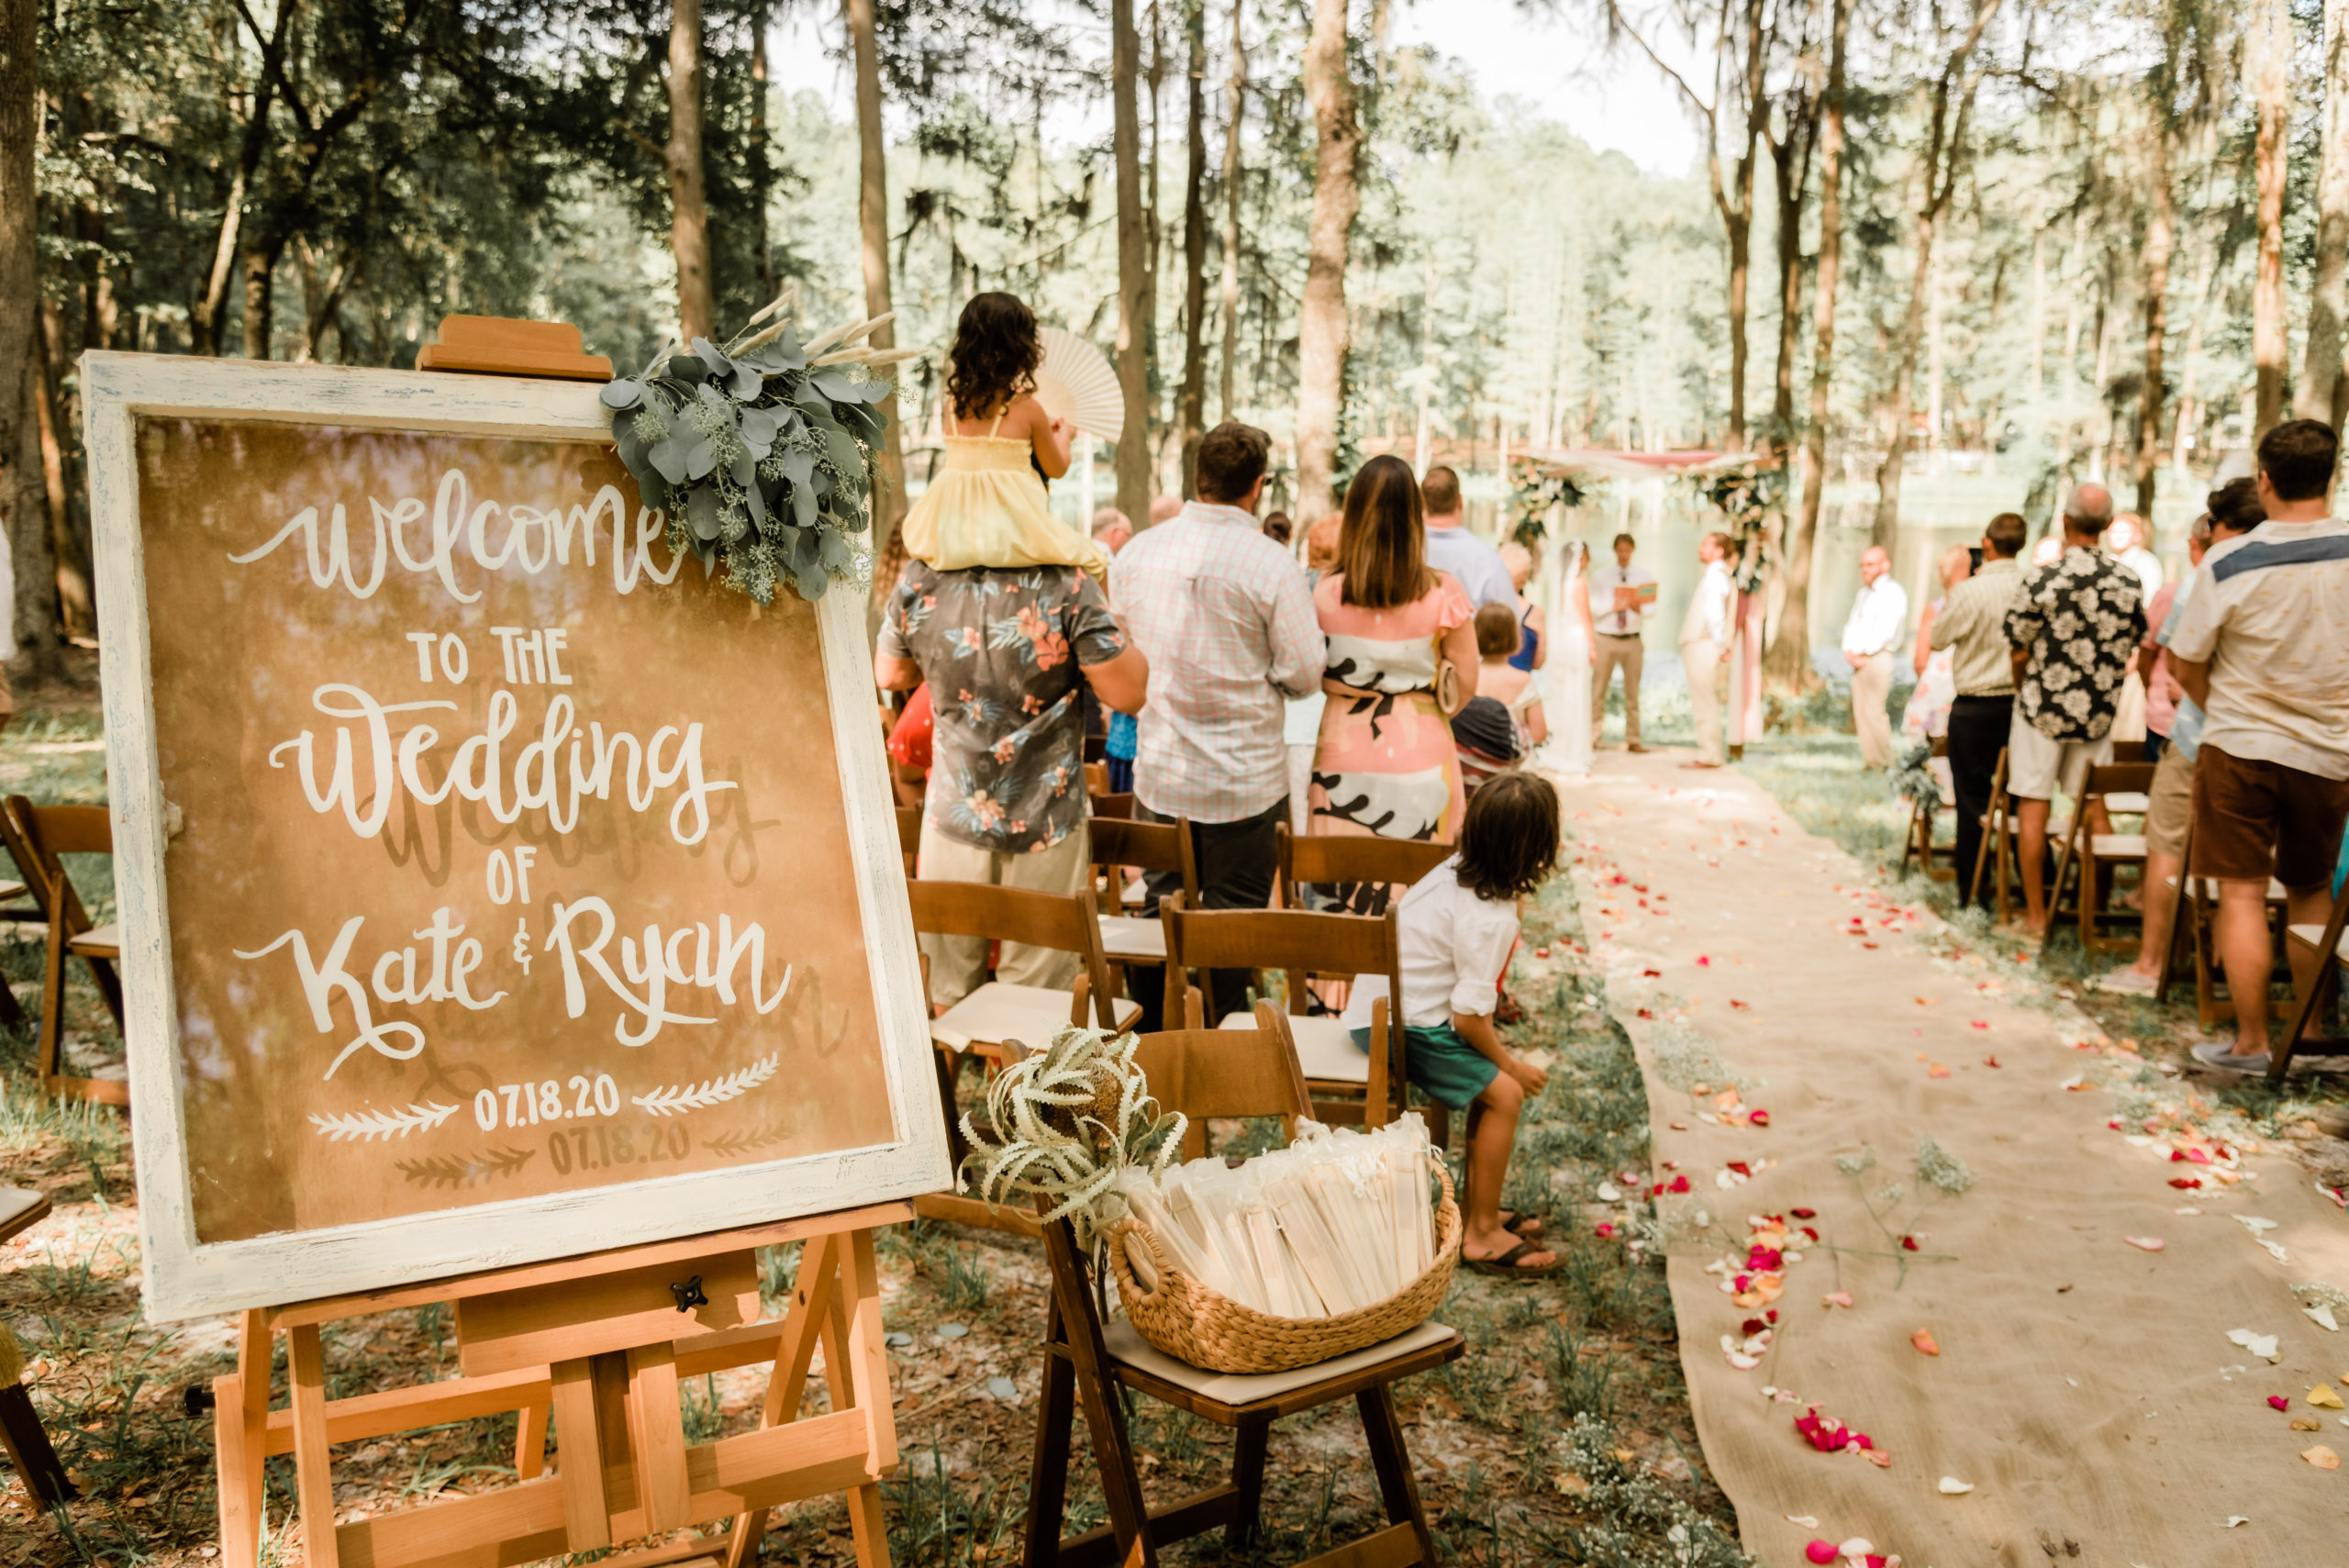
[1308,454,1478,912]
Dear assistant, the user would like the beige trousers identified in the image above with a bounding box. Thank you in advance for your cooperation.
[1852,651,1896,768]
[916,818,1093,1007]
[1682,639,1725,764]
[1592,633,1644,744]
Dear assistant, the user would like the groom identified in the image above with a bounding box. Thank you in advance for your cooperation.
[1679,532,1734,769]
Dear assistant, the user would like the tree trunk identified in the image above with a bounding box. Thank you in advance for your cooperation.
[751,0,774,301]
[0,0,60,678]
[1111,0,1152,524]
[667,0,716,344]
[1176,0,1209,495]
[1768,100,1817,455]
[2134,122,2173,517]
[2251,0,2289,436]
[1217,0,1245,424]
[1768,0,1850,696]
[2302,0,2349,428]
[191,5,289,358]
[1294,0,1360,520]
[240,238,278,360]
[847,0,908,607]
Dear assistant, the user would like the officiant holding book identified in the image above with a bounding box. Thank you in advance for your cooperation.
[1588,532,1657,751]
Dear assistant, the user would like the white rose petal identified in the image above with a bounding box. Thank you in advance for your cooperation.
[1937,1475,1976,1495]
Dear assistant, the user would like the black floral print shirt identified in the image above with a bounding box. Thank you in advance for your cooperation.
[2004,546,2148,742]
[879,562,1126,853]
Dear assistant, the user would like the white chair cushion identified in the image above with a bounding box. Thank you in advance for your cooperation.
[2170,875,2292,902]
[2288,923,2349,963]
[1219,1011,1369,1084]
[2102,792,2151,815]
[1101,1315,1457,1403]
[931,983,1140,1053]
[69,921,119,956]
[2087,834,2146,859]
[1097,915,1165,962]
[0,1184,48,1245]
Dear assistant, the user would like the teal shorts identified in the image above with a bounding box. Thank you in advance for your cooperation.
[1350,1021,1499,1111]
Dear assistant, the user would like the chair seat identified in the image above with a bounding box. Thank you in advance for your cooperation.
[2167,874,2292,902]
[2288,923,2349,964]
[1101,1315,1458,1405]
[931,983,1141,1054]
[2087,834,2147,859]
[2102,792,2151,815]
[68,921,119,958]
[0,1184,49,1245]
[1097,915,1165,962]
[1219,1010,1368,1084]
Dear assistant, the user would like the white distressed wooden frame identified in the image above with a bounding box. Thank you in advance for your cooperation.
[82,351,951,1322]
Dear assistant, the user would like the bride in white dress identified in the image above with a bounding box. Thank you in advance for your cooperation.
[1541,539,1596,775]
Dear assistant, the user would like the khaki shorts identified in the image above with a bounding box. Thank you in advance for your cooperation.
[2006,715,2111,802]
[2190,744,2349,892]
[2144,742,2193,859]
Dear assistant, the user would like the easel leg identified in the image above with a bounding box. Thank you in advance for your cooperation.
[287,1324,341,1568]
[825,1229,896,1568]
[514,1400,547,1480]
[215,1311,272,1568]
[1356,1385,1436,1563]
[724,1233,840,1568]
[551,1358,612,1550]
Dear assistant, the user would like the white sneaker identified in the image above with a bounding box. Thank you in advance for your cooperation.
[2190,1040,2272,1075]
[2091,968,2160,996]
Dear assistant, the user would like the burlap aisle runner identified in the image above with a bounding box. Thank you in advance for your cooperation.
[1558,752,2349,1567]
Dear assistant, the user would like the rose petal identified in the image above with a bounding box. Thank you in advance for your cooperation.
[2270,1396,2292,1411]
[2310,1385,2345,1409]
[1911,1328,1941,1356]
[1837,1540,1873,1558]
[1806,1545,1837,1565]
[1822,1290,1854,1308]
[2303,1445,2341,1470]
[2124,1236,2165,1251]
[1938,1475,1975,1495]
[1791,1207,1817,1219]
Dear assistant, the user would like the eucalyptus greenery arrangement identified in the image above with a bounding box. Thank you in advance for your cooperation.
[599,301,919,604]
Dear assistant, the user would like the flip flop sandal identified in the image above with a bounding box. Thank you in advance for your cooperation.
[1500,1212,1545,1238]
[1463,1239,1564,1279]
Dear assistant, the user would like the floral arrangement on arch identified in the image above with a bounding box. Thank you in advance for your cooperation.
[1509,464,1587,549]
[1690,465,1784,595]
[599,302,919,604]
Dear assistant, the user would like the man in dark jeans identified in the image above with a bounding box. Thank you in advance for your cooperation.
[1108,423,1326,1029]
[1928,510,2030,907]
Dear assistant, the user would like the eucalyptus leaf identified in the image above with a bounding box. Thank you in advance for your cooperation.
[812,467,835,498]
[729,450,755,489]
[840,401,883,439]
[667,354,708,384]
[792,386,834,418]
[685,439,718,481]
[818,529,854,573]
[811,369,862,403]
[615,421,648,470]
[791,483,818,529]
[649,433,693,485]
[780,448,815,487]
[691,337,734,378]
[793,562,830,602]
[686,486,722,540]
[729,361,763,401]
[820,421,863,476]
[743,477,767,528]
[740,406,781,454]
[600,378,644,410]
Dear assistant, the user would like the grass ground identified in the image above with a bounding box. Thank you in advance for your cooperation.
[0,693,1748,1567]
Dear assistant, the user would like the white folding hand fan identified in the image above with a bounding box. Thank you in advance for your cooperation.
[1032,326,1125,444]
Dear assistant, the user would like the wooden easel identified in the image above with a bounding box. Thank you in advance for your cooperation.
[211,1201,910,1568]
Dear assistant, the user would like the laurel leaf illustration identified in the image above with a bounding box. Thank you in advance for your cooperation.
[395,1146,538,1188]
[703,1119,797,1157]
[308,1101,460,1141]
[632,1053,781,1118]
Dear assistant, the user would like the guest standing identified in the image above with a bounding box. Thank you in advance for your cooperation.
[2168,421,2349,1073]
[1842,544,1909,770]
[1111,423,1325,1028]
[2002,484,2146,935]
[1588,531,1654,752]
[1679,531,1735,769]
[1928,511,2029,910]
[1419,465,1518,609]
[1308,454,1478,912]
[1090,506,1134,557]
[1901,545,1973,742]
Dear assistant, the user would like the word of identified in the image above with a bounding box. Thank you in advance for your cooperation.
[473,1073,623,1132]
[270,684,736,846]
[546,1121,692,1174]
[542,896,793,1048]
[228,467,682,604]
[237,909,505,1079]
[485,846,540,906]
[487,626,574,685]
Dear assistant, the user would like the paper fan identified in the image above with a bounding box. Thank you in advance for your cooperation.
[1032,327,1125,444]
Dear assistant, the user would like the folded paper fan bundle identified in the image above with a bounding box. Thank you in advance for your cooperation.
[1108,1115,1460,1373]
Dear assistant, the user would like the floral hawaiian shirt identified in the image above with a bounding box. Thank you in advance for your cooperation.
[878,562,1126,853]
[2003,545,2147,742]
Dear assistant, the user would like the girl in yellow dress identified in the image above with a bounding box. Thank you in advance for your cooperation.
[900,292,1108,578]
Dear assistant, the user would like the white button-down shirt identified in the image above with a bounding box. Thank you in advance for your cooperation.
[1589,561,1657,637]
[1680,561,1734,647]
[1109,501,1326,823]
[1841,577,1909,658]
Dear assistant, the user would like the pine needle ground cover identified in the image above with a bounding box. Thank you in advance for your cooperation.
[0,696,1742,1565]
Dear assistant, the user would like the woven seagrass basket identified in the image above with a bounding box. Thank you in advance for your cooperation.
[1105,1165,1461,1374]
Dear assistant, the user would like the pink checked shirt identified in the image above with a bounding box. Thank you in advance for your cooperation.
[1109,501,1326,823]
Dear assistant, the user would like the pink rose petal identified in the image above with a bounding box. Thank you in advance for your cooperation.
[2124,1235,2165,1251]
[2270,1395,2292,1411]
[1806,1545,1837,1566]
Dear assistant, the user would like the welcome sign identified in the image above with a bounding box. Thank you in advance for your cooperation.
[83,355,947,1320]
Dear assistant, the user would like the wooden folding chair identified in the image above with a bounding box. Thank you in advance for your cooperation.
[1088,792,1136,821]
[0,1185,73,1507]
[2271,878,2349,1082]
[1022,1002,1461,1568]
[895,804,923,879]
[907,880,1140,1234]
[1275,825,1452,912]
[1090,816,1196,1002]
[1969,748,2015,918]
[2045,761,2154,954]
[2163,815,2293,1029]
[7,798,126,1105]
[0,809,42,1033]
[1898,736,1957,882]
[1159,894,1433,1143]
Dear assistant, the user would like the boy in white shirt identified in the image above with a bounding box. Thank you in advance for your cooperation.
[1344,772,1561,1275]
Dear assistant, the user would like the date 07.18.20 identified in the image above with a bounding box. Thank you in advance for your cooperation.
[473,1073,621,1131]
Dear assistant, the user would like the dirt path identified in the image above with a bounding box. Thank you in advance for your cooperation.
[1562,749,2349,1567]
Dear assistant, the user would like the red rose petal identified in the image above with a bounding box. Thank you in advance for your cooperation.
[2168,1177,2201,1189]
[1751,1109,1771,1127]
[1900,1235,1920,1251]
[1668,1174,1691,1193]
[2271,1396,2292,1411]
[1791,1207,1817,1219]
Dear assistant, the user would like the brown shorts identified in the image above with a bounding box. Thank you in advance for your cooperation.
[2189,744,2349,892]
